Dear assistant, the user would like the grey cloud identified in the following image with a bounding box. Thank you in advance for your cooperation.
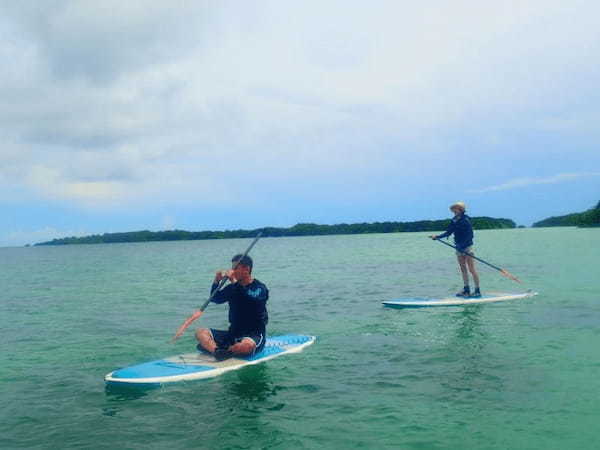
[2,1,220,83]
[1,0,600,210]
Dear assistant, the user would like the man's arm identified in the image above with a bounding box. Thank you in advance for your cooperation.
[210,271,232,304]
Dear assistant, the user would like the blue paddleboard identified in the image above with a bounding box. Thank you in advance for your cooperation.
[383,291,537,308]
[105,334,315,386]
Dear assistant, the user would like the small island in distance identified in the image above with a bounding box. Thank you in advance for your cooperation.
[32,200,600,246]
[532,201,600,228]
[35,216,515,246]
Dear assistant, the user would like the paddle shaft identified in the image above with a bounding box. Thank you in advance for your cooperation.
[435,238,504,271]
[434,238,521,283]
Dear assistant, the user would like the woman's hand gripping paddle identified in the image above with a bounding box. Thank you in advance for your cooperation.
[432,237,522,283]
[171,232,263,342]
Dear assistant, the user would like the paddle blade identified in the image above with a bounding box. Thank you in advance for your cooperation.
[500,269,522,284]
[171,310,203,342]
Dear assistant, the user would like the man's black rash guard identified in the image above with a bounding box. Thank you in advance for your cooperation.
[437,213,474,251]
[210,279,269,337]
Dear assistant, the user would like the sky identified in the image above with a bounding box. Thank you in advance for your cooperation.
[1,1,599,247]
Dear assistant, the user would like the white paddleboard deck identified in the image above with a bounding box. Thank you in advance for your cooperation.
[383,291,537,308]
[105,334,315,386]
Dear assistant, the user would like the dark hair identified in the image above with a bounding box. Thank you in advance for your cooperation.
[232,254,253,270]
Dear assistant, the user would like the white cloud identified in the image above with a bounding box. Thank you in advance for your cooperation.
[1,1,599,210]
[2,227,89,247]
[470,172,600,194]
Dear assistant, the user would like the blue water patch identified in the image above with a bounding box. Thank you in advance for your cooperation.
[112,360,214,379]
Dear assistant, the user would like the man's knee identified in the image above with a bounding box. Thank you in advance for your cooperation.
[196,328,211,341]
[230,338,256,355]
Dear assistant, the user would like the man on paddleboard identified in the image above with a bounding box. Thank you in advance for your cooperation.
[430,201,481,298]
[195,254,269,361]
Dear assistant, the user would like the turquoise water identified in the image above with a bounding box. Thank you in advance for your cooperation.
[1,228,599,449]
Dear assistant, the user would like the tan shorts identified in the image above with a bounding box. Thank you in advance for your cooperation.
[456,246,474,256]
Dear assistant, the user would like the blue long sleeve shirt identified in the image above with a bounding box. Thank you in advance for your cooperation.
[437,214,474,251]
[210,279,269,336]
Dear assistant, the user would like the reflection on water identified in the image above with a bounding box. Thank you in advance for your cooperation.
[103,382,155,416]
[102,379,166,417]
[197,364,286,448]
[101,363,281,417]
[453,306,484,341]
[225,364,279,403]
[442,306,502,392]
[104,382,157,400]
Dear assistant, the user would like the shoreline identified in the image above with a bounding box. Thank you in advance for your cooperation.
[34,216,515,246]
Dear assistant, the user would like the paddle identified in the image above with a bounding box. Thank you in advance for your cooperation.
[433,238,522,283]
[171,232,263,342]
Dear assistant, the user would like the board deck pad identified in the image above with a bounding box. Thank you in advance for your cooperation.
[383,291,537,308]
[105,334,315,386]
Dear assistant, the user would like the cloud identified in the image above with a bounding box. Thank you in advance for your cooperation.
[1,0,600,213]
[2,227,89,247]
[1,1,217,83]
[470,172,600,194]
[26,165,126,204]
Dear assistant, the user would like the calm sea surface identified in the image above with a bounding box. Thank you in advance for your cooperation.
[1,228,598,449]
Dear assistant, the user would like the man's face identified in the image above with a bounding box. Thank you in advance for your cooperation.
[232,262,250,279]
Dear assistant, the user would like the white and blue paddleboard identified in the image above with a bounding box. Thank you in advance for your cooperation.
[383,291,537,309]
[105,334,315,386]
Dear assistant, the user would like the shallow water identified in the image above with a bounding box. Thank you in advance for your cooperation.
[1,228,599,449]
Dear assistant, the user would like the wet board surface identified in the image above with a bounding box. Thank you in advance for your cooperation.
[105,334,315,386]
[382,291,538,308]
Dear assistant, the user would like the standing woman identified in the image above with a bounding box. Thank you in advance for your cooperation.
[431,202,481,298]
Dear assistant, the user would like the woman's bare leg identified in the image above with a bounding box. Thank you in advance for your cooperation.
[466,255,480,288]
[457,255,469,286]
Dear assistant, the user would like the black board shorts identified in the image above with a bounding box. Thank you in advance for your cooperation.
[210,328,266,354]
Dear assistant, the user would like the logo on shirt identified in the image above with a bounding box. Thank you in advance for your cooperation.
[247,287,263,299]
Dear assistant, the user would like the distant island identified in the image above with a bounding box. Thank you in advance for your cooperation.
[34,216,516,246]
[532,201,600,228]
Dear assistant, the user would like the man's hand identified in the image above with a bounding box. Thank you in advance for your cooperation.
[225,269,237,283]
[429,235,438,240]
[215,269,236,283]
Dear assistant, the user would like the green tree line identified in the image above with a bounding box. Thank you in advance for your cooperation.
[532,201,600,228]
[35,216,516,246]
